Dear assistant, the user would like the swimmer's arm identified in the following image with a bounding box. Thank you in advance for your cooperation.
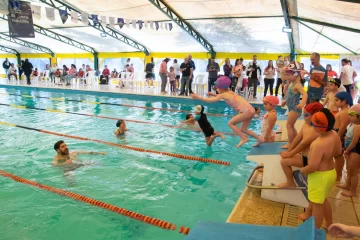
[322,94,329,107]
[287,125,304,152]
[73,151,107,155]
[295,84,308,108]
[264,113,276,140]
[338,113,350,137]
[345,126,360,154]
[193,93,223,103]
[181,119,194,124]
[300,143,322,175]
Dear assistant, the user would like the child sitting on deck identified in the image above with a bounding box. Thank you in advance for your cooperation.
[192,105,225,146]
[191,76,262,148]
[281,61,308,149]
[115,120,128,136]
[301,108,342,229]
[338,104,360,197]
[322,78,341,116]
[333,92,353,181]
[75,68,84,84]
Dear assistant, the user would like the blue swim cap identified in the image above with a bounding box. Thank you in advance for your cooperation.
[335,92,353,106]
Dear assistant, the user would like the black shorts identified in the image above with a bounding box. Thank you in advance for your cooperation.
[176,75,180,80]
[145,72,153,79]
[302,155,308,167]
[203,127,215,137]
[334,128,346,150]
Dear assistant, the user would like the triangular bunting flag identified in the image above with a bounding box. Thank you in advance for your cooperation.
[9,0,20,10]
[155,22,159,30]
[138,20,143,30]
[101,16,106,24]
[45,7,55,21]
[132,19,136,29]
[160,22,163,30]
[144,21,148,29]
[118,18,124,28]
[109,17,115,28]
[169,23,173,31]
[91,14,98,24]
[125,19,130,28]
[81,12,88,25]
[150,21,154,30]
[71,11,78,23]
[31,5,41,20]
[59,9,68,24]
[165,22,168,30]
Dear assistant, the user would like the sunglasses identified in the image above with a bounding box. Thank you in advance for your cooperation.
[348,110,360,116]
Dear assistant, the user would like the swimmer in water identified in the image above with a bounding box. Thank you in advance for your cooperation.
[114,120,128,136]
[254,107,261,118]
[52,140,106,167]
[180,113,201,130]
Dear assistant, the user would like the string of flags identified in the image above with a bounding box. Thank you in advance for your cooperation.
[29,5,173,31]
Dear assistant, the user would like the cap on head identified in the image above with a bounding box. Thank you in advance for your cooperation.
[215,76,231,89]
[194,105,203,114]
[311,108,335,132]
[263,96,279,106]
[335,92,353,106]
[329,77,341,87]
[284,61,301,76]
[349,104,360,115]
[116,120,123,127]
[304,102,323,115]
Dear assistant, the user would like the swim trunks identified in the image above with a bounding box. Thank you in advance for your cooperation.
[333,128,346,150]
[308,168,336,204]
[203,127,215,138]
[302,155,308,167]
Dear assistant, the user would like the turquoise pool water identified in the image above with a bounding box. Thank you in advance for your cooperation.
[0,87,283,240]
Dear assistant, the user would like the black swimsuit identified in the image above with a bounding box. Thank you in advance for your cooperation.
[197,113,215,137]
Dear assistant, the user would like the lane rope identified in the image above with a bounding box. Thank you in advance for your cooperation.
[0,121,230,166]
[0,170,190,235]
[0,103,236,136]
[0,92,230,117]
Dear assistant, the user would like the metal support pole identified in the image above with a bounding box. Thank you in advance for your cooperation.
[93,52,99,71]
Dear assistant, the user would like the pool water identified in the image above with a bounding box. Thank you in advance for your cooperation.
[0,87,283,240]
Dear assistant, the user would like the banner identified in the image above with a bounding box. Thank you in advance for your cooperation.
[45,7,54,21]
[118,18,124,28]
[144,21,148,29]
[155,21,159,30]
[71,11,78,23]
[131,19,136,29]
[8,0,35,38]
[30,5,40,20]
[0,0,8,15]
[125,19,130,28]
[59,9,68,24]
[81,12,88,25]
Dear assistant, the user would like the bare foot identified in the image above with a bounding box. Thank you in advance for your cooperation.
[341,191,356,197]
[253,137,264,147]
[219,133,225,140]
[257,163,264,172]
[281,143,290,149]
[337,183,350,190]
[278,182,297,188]
[236,138,248,148]
[298,212,311,221]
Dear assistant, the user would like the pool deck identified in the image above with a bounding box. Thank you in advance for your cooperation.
[227,168,360,240]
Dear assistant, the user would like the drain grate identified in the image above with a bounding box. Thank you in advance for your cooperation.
[281,204,305,227]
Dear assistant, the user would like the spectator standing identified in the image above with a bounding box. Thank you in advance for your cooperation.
[188,54,196,94]
[50,63,58,83]
[306,52,328,103]
[340,59,356,93]
[127,64,134,73]
[100,65,110,84]
[7,63,17,81]
[275,55,285,97]
[179,57,193,96]
[223,58,234,90]
[206,57,220,93]
[22,59,33,85]
[246,55,262,98]
[172,59,180,90]
[2,58,10,76]
[145,60,155,87]
[326,64,338,78]
[18,60,24,80]
[263,60,276,96]
[159,57,170,94]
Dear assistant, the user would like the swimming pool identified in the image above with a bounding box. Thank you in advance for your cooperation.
[0,86,283,240]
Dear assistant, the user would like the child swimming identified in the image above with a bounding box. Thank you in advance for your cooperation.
[323,78,341,116]
[191,76,262,148]
[181,113,201,131]
[254,107,261,118]
[114,120,128,136]
[301,108,341,229]
[281,61,308,149]
[261,96,279,143]
[191,105,225,146]
[333,91,353,181]
[338,104,360,197]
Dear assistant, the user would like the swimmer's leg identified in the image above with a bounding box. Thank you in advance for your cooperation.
[64,170,76,186]
[205,135,219,146]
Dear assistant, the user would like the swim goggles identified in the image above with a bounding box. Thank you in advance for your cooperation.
[310,121,332,129]
[348,110,360,116]
[303,113,311,117]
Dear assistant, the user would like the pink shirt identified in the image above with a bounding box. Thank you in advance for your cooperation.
[159,61,168,74]
[69,68,76,75]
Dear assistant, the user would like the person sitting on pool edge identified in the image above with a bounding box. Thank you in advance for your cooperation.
[193,105,225,146]
[115,120,128,136]
[52,140,106,166]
